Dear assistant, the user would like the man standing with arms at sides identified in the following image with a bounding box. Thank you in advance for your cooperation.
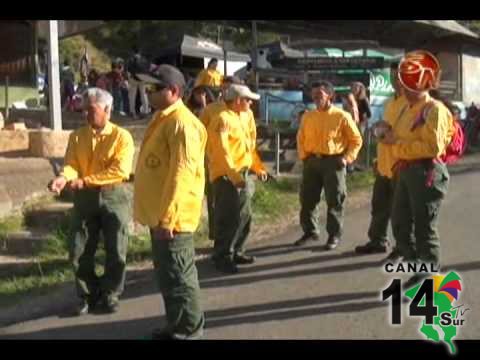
[200,76,267,243]
[48,88,135,316]
[295,81,363,250]
[133,65,206,340]
[355,62,414,260]
[207,84,268,274]
[126,46,150,119]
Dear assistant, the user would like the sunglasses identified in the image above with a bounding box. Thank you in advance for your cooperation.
[147,83,168,93]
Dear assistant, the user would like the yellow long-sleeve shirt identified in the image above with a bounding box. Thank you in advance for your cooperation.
[207,106,265,185]
[389,93,453,161]
[133,100,207,232]
[376,95,408,178]
[297,106,363,163]
[61,121,135,186]
[244,108,267,175]
[200,100,226,129]
[195,69,223,88]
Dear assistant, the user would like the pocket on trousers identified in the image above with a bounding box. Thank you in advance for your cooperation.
[432,165,449,196]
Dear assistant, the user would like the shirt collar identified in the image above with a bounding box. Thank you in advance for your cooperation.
[89,120,113,136]
[157,99,184,118]
[315,105,334,115]
[409,93,431,113]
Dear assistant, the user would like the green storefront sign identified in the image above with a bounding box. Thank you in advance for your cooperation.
[369,68,395,97]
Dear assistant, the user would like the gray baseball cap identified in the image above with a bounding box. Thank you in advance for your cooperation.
[136,64,186,89]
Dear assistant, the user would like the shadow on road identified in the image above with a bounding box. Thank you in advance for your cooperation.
[231,251,362,275]
[0,291,382,339]
[247,243,319,258]
[199,259,384,289]
[205,299,386,330]
[2,254,480,338]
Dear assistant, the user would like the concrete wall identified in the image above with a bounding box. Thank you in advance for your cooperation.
[29,129,71,158]
[0,157,56,216]
[0,130,29,154]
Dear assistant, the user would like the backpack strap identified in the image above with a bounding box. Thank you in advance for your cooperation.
[411,101,435,131]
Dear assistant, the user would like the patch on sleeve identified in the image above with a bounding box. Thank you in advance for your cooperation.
[145,152,161,169]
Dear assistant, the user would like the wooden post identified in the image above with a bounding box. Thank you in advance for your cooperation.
[265,94,269,125]
[222,26,228,76]
[251,21,259,92]
[5,76,9,121]
[275,130,280,176]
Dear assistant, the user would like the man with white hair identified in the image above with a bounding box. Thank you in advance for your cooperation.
[48,87,135,316]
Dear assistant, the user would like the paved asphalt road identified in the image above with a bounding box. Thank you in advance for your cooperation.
[1,160,479,348]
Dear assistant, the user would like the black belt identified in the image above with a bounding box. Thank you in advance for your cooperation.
[309,153,342,159]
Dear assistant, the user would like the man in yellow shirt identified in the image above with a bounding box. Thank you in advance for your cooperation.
[199,76,242,129]
[48,88,135,316]
[380,51,453,288]
[207,84,268,274]
[195,58,224,95]
[356,62,414,259]
[295,81,363,250]
[200,76,241,241]
[134,65,206,340]
[200,76,267,243]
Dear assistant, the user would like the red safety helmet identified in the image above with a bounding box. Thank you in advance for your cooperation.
[398,50,441,92]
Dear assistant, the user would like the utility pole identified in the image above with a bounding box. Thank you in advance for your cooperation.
[46,20,62,130]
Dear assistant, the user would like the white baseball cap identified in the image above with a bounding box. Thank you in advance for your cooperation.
[224,84,260,101]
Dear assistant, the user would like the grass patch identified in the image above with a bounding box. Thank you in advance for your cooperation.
[0,228,153,308]
[252,177,300,224]
[346,170,376,191]
[0,86,39,108]
[193,216,211,249]
[251,170,374,223]
[0,214,24,239]
[22,194,56,213]
[0,171,375,308]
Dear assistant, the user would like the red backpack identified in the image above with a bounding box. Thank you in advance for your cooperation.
[411,102,466,165]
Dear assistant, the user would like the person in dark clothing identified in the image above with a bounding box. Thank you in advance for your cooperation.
[126,46,150,118]
[107,59,126,115]
[186,85,215,117]
[349,82,371,172]
[351,82,372,134]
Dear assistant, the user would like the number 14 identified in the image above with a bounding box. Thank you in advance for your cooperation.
[382,279,438,325]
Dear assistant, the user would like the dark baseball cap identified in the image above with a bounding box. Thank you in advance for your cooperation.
[136,64,186,89]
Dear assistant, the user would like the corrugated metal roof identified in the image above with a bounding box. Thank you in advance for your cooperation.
[226,20,480,49]
[415,20,479,38]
